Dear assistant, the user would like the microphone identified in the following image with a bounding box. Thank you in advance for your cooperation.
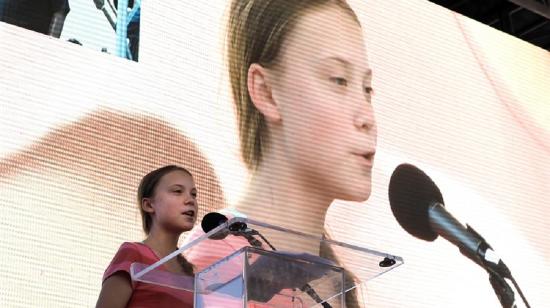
[201,212,249,232]
[201,212,262,247]
[388,163,510,278]
[201,212,230,240]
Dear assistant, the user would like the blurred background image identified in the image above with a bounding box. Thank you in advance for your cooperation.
[0,0,140,61]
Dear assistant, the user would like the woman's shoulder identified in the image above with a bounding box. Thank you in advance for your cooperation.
[103,242,156,282]
[113,242,152,259]
[117,241,146,252]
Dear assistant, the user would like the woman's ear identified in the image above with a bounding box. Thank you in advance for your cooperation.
[247,63,282,123]
[141,198,155,214]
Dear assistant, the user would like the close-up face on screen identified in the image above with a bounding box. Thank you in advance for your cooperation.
[0,0,549,307]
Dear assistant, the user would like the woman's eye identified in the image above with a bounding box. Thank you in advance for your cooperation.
[330,77,348,86]
[173,190,182,194]
[364,86,374,95]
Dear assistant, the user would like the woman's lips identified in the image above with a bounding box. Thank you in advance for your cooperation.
[352,151,375,169]
[182,210,195,217]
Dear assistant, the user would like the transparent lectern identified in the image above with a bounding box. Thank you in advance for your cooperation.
[130,217,403,307]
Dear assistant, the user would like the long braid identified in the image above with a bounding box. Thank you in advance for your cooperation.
[176,254,195,276]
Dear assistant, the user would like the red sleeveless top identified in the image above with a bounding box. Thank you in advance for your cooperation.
[103,242,194,308]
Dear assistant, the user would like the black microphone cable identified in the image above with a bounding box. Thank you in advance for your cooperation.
[202,212,333,308]
[229,222,332,307]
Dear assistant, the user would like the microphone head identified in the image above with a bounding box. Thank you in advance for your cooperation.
[388,163,444,241]
[201,212,228,233]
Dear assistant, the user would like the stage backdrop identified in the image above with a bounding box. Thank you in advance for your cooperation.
[0,0,549,307]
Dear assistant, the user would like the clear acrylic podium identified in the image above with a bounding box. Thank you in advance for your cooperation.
[130,217,403,307]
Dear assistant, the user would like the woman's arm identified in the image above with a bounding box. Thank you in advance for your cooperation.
[96,272,133,308]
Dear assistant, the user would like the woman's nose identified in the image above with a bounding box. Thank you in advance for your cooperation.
[354,102,376,132]
[184,194,196,205]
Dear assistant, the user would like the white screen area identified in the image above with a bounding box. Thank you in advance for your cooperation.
[0,0,548,307]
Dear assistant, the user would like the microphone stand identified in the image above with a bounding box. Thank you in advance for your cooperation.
[229,226,332,308]
[488,269,516,308]
[467,226,530,308]
[93,0,117,30]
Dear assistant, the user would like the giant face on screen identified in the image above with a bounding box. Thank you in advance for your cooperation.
[0,0,548,307]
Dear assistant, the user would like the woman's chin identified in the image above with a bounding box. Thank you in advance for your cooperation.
[337,186,372,203]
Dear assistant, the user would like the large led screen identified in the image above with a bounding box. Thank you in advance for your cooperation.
[0,0,548,307]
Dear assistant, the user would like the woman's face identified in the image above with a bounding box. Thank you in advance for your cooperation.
[269,5,377,202]
[149,170,198,232]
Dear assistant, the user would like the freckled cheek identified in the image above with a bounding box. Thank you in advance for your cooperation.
[285,107,351,151]
[280,79,350,141]
[317,104,354,142]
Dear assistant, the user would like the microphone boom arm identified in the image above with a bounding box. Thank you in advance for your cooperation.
[429,202,529,308]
